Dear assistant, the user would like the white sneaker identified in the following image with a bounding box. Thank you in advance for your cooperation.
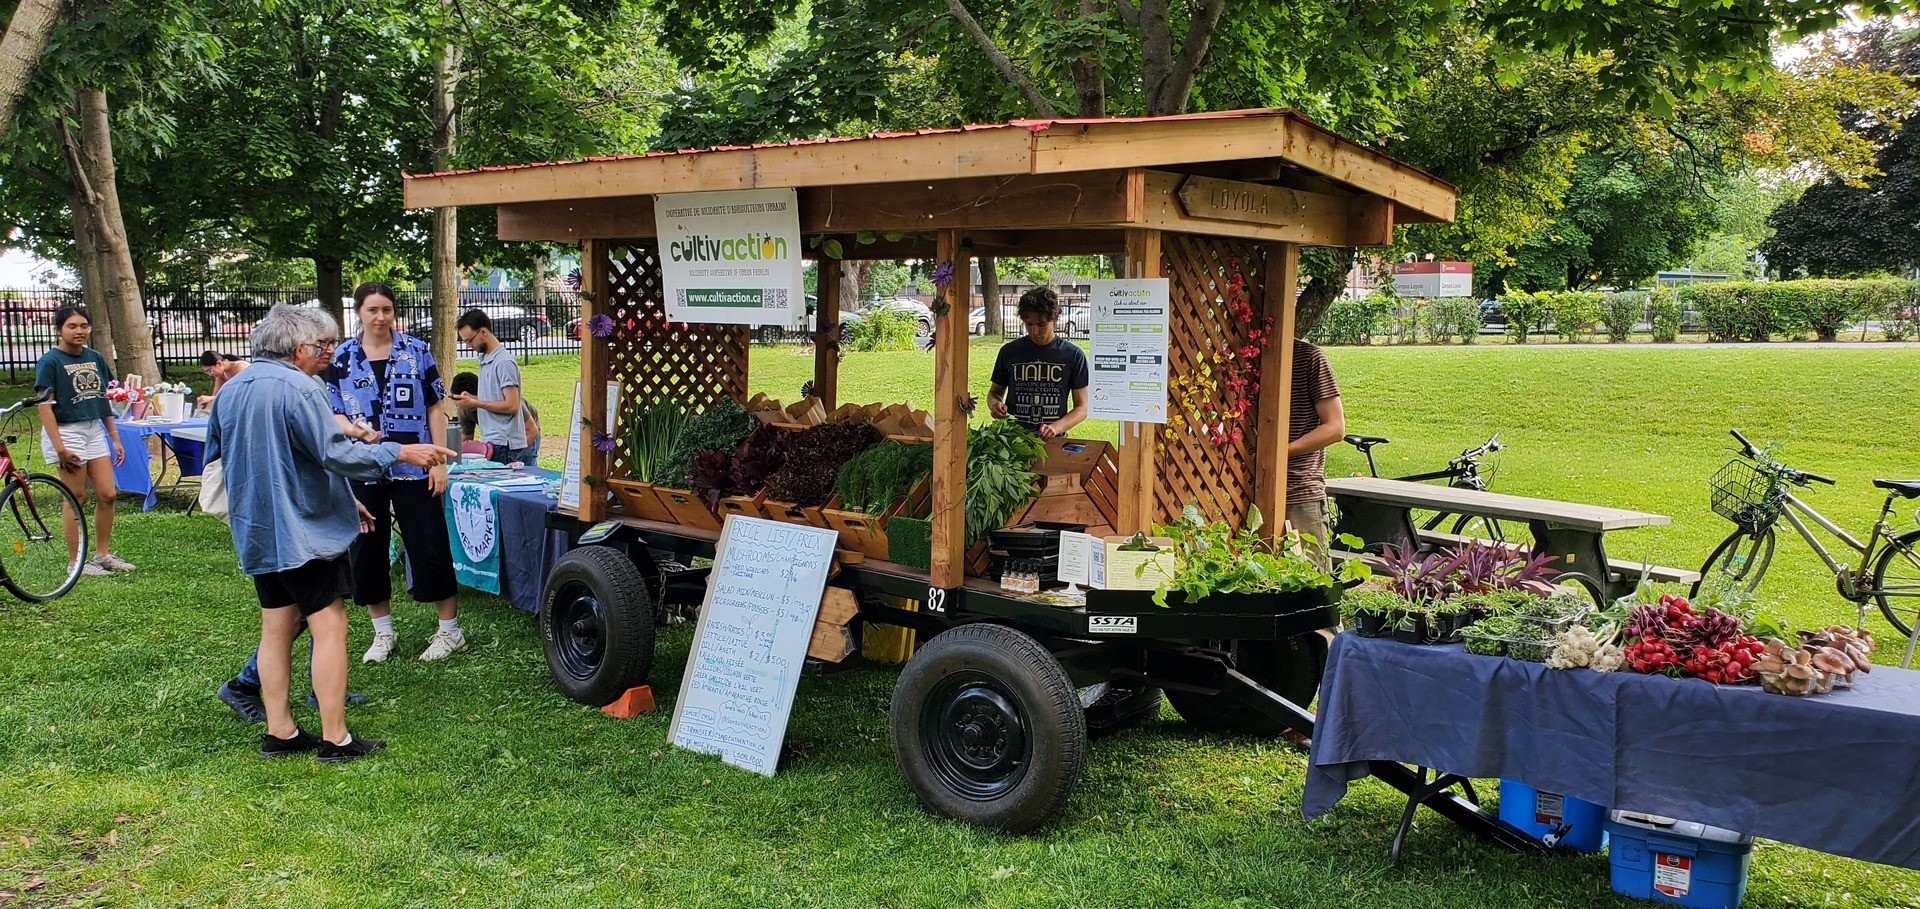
[419,628,467,662]
[95,553,136,572]
[362,631,397,663]
[82,558,112,577]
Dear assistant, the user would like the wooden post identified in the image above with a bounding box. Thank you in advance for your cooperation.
[577,239,610,521]
[1254,242,1300,540]
[814,258,841,409]
[929,230,970,589]
[1116,228,1162,534]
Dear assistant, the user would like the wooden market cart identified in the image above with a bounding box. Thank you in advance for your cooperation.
[403,108,1543,845]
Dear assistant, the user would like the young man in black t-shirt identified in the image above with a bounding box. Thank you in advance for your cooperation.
[988,287,1089,439]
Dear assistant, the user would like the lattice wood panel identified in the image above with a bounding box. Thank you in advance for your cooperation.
[601,242,749,480]
[1156,234,1270,529]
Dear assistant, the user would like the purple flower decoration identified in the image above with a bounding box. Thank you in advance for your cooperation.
[588,314,615,338]
[931,260,955,289]
[566,268,583,291]
[591,430,617,453]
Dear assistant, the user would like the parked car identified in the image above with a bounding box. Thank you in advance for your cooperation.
[415,304,549,346]
[840,298,935,339]
[568,294,817,341]
[969,299,1089,336]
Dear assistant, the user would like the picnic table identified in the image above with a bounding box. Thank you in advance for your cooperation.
[1324,476,1697,602]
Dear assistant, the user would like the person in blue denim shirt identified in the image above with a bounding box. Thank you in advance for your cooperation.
[206,304,453,763]
[327,282,465,663]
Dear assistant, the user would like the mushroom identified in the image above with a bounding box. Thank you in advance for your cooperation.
[1812,650,1853,676]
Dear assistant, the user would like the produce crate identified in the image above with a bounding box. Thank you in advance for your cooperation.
[1498,779,1607,853]
[763,496,831,530]
[821,475,932,559]
[606,479,676,524]
[719,490,770,521]
[652,486,721,531]
[1605,812,1753,909]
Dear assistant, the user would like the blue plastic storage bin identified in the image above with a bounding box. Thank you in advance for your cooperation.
[1605,811,1754,909]
[1497,779,1608,853]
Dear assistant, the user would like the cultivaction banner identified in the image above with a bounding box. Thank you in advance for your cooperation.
[1087,278,1170,423]
[655,188,804,326]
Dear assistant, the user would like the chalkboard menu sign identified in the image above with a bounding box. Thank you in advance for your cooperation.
[668,515,840,775]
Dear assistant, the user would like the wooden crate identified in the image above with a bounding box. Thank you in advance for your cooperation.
[653,486,721,531]
[606,479,676,524]
[821,475,932,560]
[718,490,769,521]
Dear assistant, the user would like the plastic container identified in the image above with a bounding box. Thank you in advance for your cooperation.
[1604,811,1754,909]
[1497,779,1606,853]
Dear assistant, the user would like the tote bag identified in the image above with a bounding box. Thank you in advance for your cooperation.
[197,458,230,522]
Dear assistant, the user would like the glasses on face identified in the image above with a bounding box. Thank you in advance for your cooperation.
[306,339,339,354]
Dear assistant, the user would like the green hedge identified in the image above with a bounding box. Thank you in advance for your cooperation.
[1307,295,1391,346]
[1679,279,1920,342]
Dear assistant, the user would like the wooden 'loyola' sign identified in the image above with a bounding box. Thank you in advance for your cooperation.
[1175,175,1313,228]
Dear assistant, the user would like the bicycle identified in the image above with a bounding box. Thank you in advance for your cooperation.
[1345,431,1508,541]
[1695,428,1920,656]
[0,390,88,602]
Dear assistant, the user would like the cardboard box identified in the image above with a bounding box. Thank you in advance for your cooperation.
[1093,535,1177,590]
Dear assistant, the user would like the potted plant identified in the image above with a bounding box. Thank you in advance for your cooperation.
[1124,504,1368,614]
[608,397,687,523]
[1343,589,1401,638]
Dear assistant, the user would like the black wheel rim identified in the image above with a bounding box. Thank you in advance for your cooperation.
[920,670,1031,800]
[550,578,607,681]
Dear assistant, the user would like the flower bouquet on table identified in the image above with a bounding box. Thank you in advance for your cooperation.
[105,380,139,418]
[141,382,192,421]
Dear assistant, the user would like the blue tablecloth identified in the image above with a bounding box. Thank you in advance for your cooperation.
[443,468,570,613]
[1304,633,1920,869]
[113,417,208,510]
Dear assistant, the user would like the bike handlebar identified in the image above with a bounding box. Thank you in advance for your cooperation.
[1795,470,1837,486]
[0,390,52,419]
[1729,428,1759,459]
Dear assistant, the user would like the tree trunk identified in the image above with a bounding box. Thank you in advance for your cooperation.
[48,116,115,362]
[0,0,64,143]
[73,88,158,381]
[532,252,548,318]
[429,26,460,372]
[315,255,343,328]
[839,259,869,312]
[1065,1,1106,117]
[1295,248,1358,339]
[979,255,1002,336]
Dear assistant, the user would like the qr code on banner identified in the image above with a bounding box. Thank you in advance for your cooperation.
[768,289,788,307]
[674,290,687,306]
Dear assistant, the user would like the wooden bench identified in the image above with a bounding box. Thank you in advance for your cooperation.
[1326,476,1683,603]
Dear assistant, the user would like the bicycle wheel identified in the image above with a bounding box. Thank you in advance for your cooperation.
[1872,529,1920,638]
[0,472,87,602]
[1448,513,1508,544]
[1690,528,1775,600]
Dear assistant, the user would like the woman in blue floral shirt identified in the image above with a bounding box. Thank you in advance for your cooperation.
[326,282,465,663]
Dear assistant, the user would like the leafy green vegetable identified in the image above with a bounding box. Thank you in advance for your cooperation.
[963,420,1047,545]
[834,440,933,513]
[1149,504,1369,607]
[623,398,688,484]
[654,399,755,489]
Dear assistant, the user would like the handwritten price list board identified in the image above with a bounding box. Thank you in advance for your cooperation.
[668,515,839,776]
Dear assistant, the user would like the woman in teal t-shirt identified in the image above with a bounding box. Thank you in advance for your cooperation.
[33,305,130,576]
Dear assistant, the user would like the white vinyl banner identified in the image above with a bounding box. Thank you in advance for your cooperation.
[655,188,804,326]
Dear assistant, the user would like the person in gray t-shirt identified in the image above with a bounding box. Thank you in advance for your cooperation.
[448,309,533,465]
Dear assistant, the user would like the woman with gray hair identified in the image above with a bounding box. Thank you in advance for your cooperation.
[206,304,454,763]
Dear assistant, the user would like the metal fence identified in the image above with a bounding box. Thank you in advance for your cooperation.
[985,291,1093,340]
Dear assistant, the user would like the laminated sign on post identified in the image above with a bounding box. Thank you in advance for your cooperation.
[655,188,804,326]
[1087,279,1170,423]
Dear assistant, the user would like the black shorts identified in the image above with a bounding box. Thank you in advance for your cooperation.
[253,556,352,616]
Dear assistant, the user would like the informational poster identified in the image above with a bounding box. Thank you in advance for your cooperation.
[655,188,804,326]
[1086,278,1171,423]
[1057,530,1097,587]
[559,380,619,512]
[670,516,840,776]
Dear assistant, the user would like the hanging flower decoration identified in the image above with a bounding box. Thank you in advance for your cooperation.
[960,393,977,417]
[1163,257,1274,450]
[565,268,583,291]
[930,260,955,289]
[591,430,618,453]
[799,380,816,400]
[588,314,615,338]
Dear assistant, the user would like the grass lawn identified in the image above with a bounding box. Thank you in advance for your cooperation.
[3,344,1919,907]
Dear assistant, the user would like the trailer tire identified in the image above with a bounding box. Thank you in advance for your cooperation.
[890,623,1086,833]
[1080,681,1164,738]
[540,545,656,707]
[1167,633,1325,737]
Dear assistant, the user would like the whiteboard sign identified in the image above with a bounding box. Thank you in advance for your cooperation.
[1087,279,1170,422]
[656,188,804,326]
[669,515,840,776]
[560,381,582,510]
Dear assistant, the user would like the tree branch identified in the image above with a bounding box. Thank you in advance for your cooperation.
[1157,0,1227,115]
[945,0,1058,118]
[1138,0,1173,113]
[1112,0,1139,28]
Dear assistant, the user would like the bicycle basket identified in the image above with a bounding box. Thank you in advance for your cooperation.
[1710,458,1780,534]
